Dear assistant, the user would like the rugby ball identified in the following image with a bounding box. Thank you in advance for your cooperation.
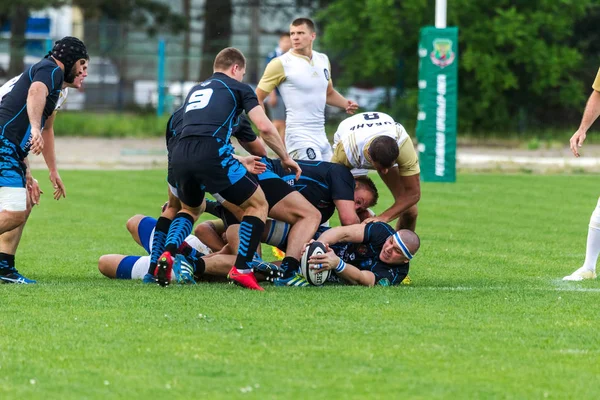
[300,241,331,286]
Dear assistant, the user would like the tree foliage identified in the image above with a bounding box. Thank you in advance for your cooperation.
[318,0,598,132]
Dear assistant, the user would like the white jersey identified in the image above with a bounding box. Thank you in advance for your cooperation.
[258,50,332,154]
[333,112,409,170]
[0,74,68,110]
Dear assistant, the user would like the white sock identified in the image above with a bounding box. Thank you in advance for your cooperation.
[581,198,600,272]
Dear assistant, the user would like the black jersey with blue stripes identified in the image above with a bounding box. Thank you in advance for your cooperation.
[267,158,355,223]
[0,58,63,154]
[332,223,395,270]
[167,107,257,148]
[330,222,409,285]
[181,72,259,142]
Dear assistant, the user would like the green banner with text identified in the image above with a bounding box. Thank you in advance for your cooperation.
[416,26,458,182]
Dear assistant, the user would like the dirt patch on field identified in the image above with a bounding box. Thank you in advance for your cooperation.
[26,137,600,174]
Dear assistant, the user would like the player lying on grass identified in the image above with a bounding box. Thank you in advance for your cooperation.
[306,223,420,286]
[105,157,378,285]
[199,220,419,287]
[100,214,419,288]
[98,214,278,283]
[331,111,420,231]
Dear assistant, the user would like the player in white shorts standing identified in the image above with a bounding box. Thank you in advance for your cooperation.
[0,38,88,283]
[331,111,421,231]
[256,17,358,161]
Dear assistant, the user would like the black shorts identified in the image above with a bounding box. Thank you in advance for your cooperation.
[258,177,295,211]
[171,137,258,207]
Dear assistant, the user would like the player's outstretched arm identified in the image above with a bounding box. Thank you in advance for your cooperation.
[316,224,365,247]
[26,82,48,155]
[570,89,600,157]
[41,112,66,200]
[247,105,301,179]
[308,247,375,286]
[369,171,420,224]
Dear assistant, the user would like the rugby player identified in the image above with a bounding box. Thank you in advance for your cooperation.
[264,32,291,139]
[155,47,301,291]
[563,67,600,281]
[307,223,420,286]
[142,106,268,284]
[331,111,421,231]
[0,36,88,284]
[256,17,358,161]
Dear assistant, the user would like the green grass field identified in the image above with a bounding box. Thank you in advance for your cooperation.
[2,171,600,399]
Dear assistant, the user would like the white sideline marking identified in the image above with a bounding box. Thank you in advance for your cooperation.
[414,286,600,293]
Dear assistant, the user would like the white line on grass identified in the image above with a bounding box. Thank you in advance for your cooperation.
[413,286,600,292]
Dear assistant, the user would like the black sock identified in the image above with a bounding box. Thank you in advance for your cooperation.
[281,256,300,278]
[192,258,206,277]
[234,216,265,271]
[0,253,15,269]
[147,216,172,274]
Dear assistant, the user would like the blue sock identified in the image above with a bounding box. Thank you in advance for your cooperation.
[164,213,194,256]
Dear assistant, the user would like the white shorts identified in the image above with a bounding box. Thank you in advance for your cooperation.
[286,129,332,161]
[0,187,27,212]
[289,144,333,161]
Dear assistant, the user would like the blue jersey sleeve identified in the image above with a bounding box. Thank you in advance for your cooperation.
[329,165,355,201]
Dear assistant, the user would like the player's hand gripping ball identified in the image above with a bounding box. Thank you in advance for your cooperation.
[300,241,331,286]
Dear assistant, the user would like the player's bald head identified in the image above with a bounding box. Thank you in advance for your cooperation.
[397,229,420,257]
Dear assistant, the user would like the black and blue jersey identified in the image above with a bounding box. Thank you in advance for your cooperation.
[0,58,63,157]
[167,107,257,149]
[181,72,259,142]
[330,222,409,286]
[267,158,355,224]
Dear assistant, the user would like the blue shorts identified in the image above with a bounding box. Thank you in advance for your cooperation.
[0,137,26,188]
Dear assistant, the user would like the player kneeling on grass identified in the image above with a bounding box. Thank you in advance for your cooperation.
[307,222,420,286]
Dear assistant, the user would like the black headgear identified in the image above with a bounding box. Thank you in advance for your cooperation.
[47,36,89,83]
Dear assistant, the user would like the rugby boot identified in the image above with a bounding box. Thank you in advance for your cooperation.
[0,268,36,284]
[155,252,174,287]
[228,267,264,291]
